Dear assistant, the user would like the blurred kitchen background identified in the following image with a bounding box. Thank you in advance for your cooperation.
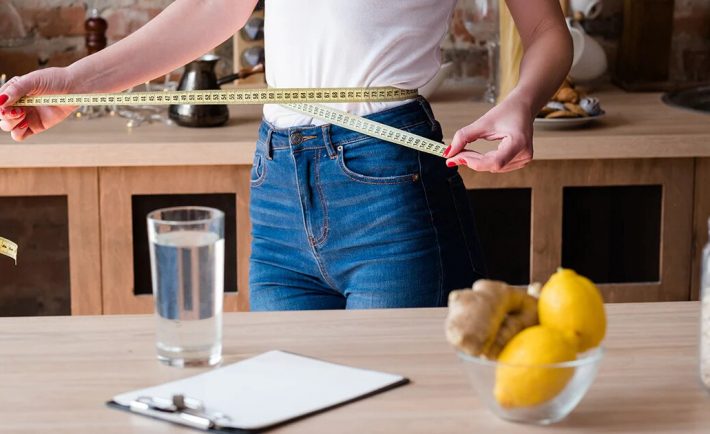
[0,0,708,87]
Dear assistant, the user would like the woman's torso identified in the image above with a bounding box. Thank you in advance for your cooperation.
[263,0,457,127]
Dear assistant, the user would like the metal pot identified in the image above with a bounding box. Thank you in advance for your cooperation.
[169,54,263,128]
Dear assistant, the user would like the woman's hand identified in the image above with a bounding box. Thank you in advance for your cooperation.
[444,95,534,173]
[443,0,572,173]
[0,68,77,142]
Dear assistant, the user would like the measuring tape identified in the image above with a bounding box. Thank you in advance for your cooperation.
[0,237,18,265]
[15,87,448,156]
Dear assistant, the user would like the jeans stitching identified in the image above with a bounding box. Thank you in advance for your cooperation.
[337,149,419,185]
[292,149,339,291]
[309,248,341,292]
[416,97,437,131]
[312,150,330,246]
[417,151,444,306]
[448,173,478,274]
[250,153,268,187]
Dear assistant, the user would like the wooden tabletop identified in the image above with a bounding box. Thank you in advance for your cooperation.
[0,85,709,168]
[0,302,707,433]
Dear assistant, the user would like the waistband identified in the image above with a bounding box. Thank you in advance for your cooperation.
[257,96,438,157]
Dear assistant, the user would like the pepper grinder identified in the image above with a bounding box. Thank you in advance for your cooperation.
[74,8,109,120]
[85,8,107,54]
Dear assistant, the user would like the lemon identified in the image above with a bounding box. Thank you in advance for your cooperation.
[538,268,606,352]
[494,325,577,408]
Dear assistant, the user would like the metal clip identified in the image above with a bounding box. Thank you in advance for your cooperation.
[129,394,232,431]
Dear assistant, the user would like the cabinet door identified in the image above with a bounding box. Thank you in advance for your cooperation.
[99,166,251,314]
[0,168,101,315]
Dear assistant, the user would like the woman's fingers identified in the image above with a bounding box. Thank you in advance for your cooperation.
[0,74,32,109]
[10,120,30,142]
[444,122,487,158]
[446,137,516,171]
[447,134,533,173]
[8,110,35,142]
[0,107,26,132]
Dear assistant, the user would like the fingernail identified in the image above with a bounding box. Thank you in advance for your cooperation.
[443,145,452,157]
[17,119,28,129]
[446,161,456,167]
[10,109,17,116]
[458,159,466,166]
[0,94,8,105]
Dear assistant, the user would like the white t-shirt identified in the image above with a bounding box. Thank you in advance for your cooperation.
[263,0,457,127]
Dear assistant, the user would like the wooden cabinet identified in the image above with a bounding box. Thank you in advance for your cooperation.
[98,166,251,314]
[0,158,707,314]
[461,158,696,302]
[1,158,706,314]
[0,168,101,315]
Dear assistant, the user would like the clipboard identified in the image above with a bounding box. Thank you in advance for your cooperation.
[107,350,409,432]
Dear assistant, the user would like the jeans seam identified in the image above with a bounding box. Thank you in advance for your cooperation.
[417,151,444,306]
[287,148,341,294]
[417,97,437,130]
[309,247,341,293]
[448,173,478,275]
[312,150,329,246]
[250,153,268,187]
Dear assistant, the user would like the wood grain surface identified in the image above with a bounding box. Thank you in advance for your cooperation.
[0,302,707,433]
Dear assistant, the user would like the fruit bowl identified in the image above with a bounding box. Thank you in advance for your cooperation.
[457,347,603,425]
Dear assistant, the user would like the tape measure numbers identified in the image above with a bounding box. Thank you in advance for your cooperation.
[16,87,448,157]
[0,237,18,265]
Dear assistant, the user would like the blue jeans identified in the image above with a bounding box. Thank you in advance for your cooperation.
[249,97,486,310]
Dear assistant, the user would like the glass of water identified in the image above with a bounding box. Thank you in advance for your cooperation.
[147,206,225,367]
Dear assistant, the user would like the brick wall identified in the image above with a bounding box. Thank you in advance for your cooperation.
[583,0,710,83]
[0,0,173,78]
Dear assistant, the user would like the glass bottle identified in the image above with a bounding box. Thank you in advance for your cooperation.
[701,218,710,391]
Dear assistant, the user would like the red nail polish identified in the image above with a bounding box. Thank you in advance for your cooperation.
[443,145,452,157]
[17,120,28,129]
[458,159,466,165]
[0,94,8,105]
[446,161,456,167]
[10,109,17,116]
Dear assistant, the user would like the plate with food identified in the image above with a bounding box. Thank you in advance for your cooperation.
[534,79,605,129]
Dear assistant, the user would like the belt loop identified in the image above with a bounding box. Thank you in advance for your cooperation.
[417,96,438,131]
[321,124,336,159]
[265,128,274,160]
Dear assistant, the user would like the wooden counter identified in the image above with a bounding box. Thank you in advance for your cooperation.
[0,87,709,168]
[1,302,707,433]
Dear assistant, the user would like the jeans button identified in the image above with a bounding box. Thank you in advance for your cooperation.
[291,132,303,145]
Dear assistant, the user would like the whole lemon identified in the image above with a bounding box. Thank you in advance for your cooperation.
[538,268,606,352]
[494,325,577,408]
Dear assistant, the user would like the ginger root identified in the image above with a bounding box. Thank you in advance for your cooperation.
[445,280,539,359]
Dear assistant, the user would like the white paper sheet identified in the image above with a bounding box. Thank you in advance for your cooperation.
[112,350,407,430]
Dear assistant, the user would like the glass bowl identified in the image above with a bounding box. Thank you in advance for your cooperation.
[458,347,603,425]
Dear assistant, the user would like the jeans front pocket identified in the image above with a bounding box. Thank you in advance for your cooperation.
[250,151,267,187]
[335,127,428,185]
